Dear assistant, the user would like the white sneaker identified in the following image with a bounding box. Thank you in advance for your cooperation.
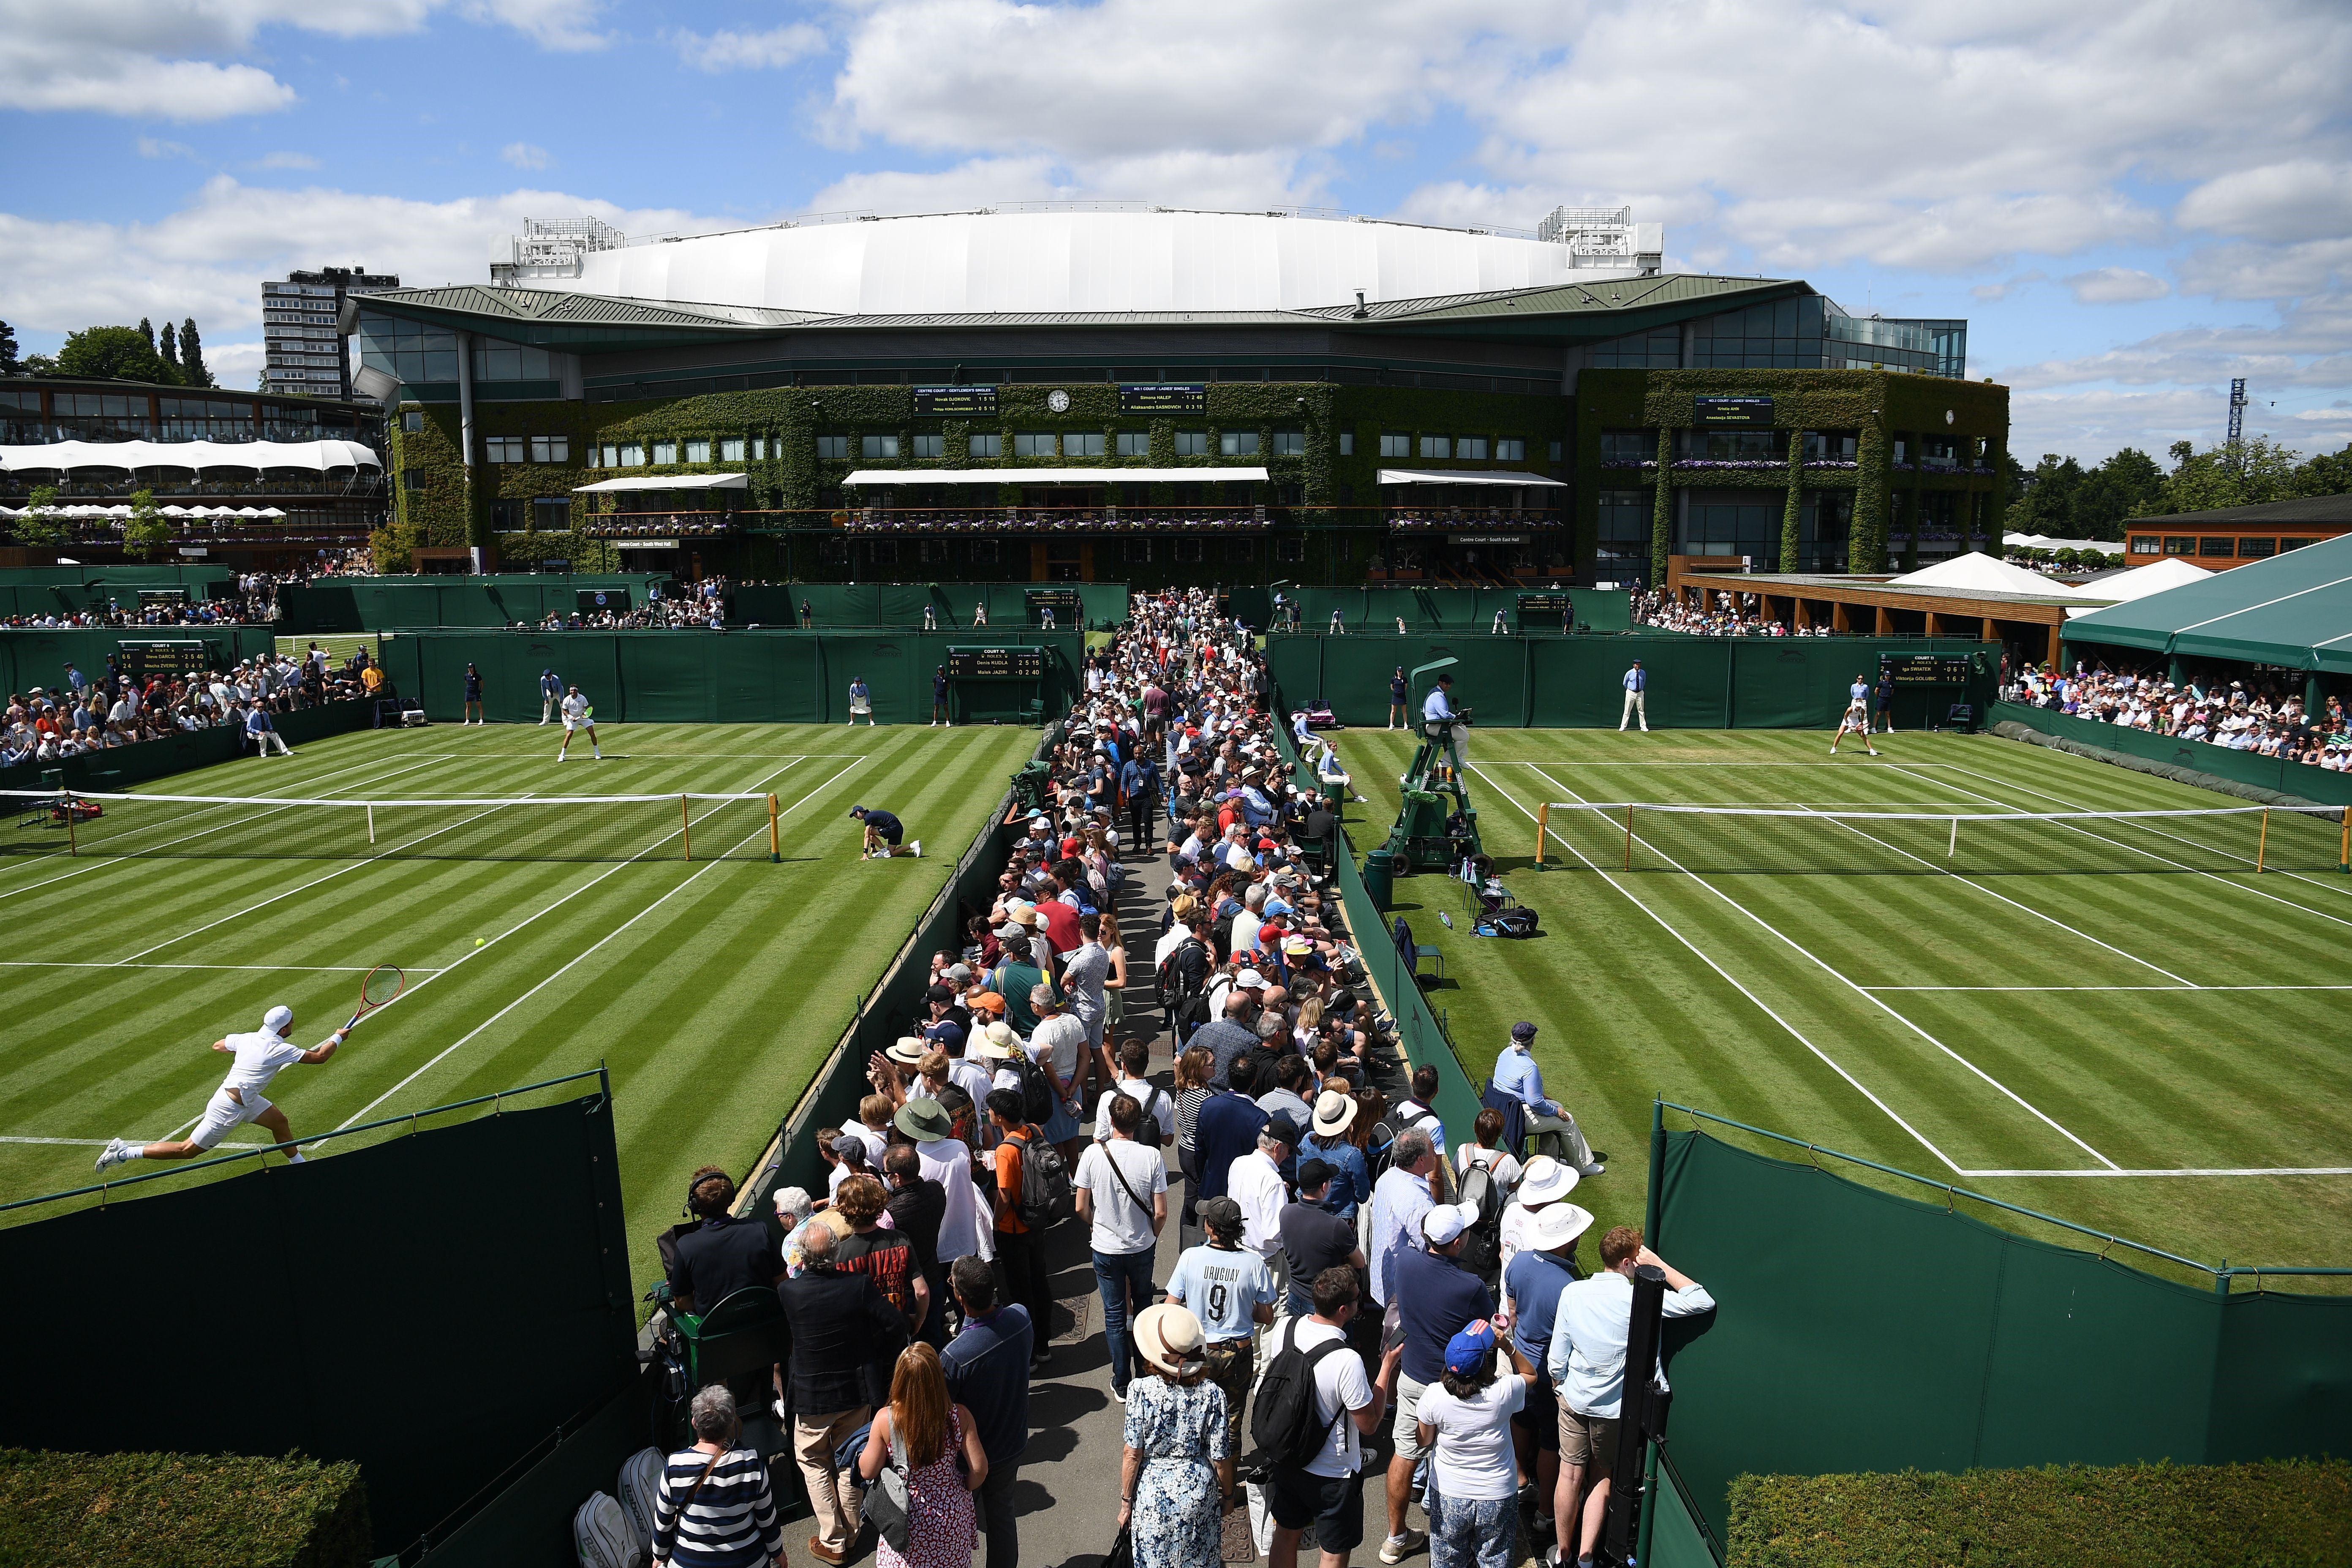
[1577,1160,1606,1177]
[910,841,922,858]
[94,1138,136,1173]
[1867,748,1881,756]
[1380,1530,1428,1563]
[556,751,566,760]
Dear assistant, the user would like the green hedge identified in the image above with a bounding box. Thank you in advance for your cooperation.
[0,1448,370,1568]
[1726,1459,2352,1568]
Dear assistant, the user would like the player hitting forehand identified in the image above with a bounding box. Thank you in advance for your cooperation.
[555,684,601,761]
[1830,673,1881,756]
[95,1005,344,1172]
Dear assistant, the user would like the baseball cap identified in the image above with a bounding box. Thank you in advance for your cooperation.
[1263,1113,1304,1148]
[1235,968,1267,989]
[1422,1200,1482,1246]
[1200,1196,1245,1236]
[1296,1157,1334,1190]
[848,805,866,817]
[1444,1320,1498,1376]
[262,1004,294,1034]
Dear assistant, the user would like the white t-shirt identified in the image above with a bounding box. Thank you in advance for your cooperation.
[1074,1138,1166,1255]
[1282,1316,1376,1478]
[560,693,590,725]
[218,1027,305,1101]
[1415,1376,1527,1501]
[1457,1143,1523,1192]
[1093,1077,1173,1143]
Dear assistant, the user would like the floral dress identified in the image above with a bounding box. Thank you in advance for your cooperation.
[1124,1377,1230,1568]
[880,1406,977,1568]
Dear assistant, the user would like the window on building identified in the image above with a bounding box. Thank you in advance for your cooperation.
[2129,536,2160,555]
[1378,433,1409,458]
[585,446,600,468]
[720,438,745,462]
[471,337,555,382]
[356,311,460,385]
[1175,431,1209,456]
[2281,535,2314,551]
[403,470,426,491]
[2164,536,2194,555]
[531,435,569,464]
[1067,432,1106,458]
[1116,431,1150,457]
[1123,539,1152,565]
[1173,537,1204,563]
[1496,438,1525,463]
[751,437,768,460]
[1802,431,1859,462]
[1228,539,1255,565]
[2199,536,2234,557]
[618,444,645,467]
[1273,430,1307,456]
[1549,440,1563,462]
[1339,432,1355,456]
[969,432,1002,458]
[601,444,618,467]
[653,441,678,465]
[912,434,943,458]
[2238,537,2276,558]
[1274,536,1304,563]
[1419,435,1450,460]
[686,438,711,463]
[816,436,849,460]
[402,411,423,433]
[1457,437,1489,460]
[1013,431,1054,457]
[819,536,849,564]
[969,538,1000,567]
[488,499,526,529]
[862,434,901,459]
[1220,430,1260,456]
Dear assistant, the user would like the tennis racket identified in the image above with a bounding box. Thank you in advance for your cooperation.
[343,964,405,1033]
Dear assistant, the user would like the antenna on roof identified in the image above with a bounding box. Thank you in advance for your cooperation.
[1352,290,1369,319]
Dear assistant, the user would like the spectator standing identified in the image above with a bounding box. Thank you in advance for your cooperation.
[1392,1064,1448,1157]
[1618,661,1648,732]
[1384,1201,1495,1564]
[1301,1092,1369,1221]
[939,1256,1029,1568]
[1229,1117,1298,1302]
[1503,1198,1592,1545]
[1171,1045,1214,1238]
[1061,914,1113,1086]
[671,1167,783,1315]
[1414,1322,1536,1568]
[1195,993,1262,1090]
[1028,986,1089,1164]
[1492,1022,1604,1177]
[649,1386,784,1568]
[1367,1127,1439,1311]
[1279,1160,1366,1319]
[1497,1156,1578,1282]
[984,1088,1056,1371]
[855,1342,986,1568]
[1095,1039,1173,1147]
[832,1175,928,1384]
[777,1223,905,1566]
[883,1142,950,1348]
[1119,1304,1229,1568]
[1164,1197,1277,1504]
[1075,1093,1170,1398]
[1193,1056,1271,1208]
[1265,1267,1405,1568]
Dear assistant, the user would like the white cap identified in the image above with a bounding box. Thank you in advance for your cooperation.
[1235,969,1268,989]
[1421,1200,1482,1246]
[262,1004,294,1034]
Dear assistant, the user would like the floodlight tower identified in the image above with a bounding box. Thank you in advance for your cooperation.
[2227,378,2249,468]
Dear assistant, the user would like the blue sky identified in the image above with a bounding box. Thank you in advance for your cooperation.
[3,0,2347,466]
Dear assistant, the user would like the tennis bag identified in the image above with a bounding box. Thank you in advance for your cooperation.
[616,1447,665,1557]
[1476,906,1539,939]
[573,1489,641,1568]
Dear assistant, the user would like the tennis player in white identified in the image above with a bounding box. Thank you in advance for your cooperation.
[95,1004,344,1171]
[1830,676,1880,756]
[555,685,601,760]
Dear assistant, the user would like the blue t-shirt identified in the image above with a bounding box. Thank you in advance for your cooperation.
[1503,1247,1576,1367]
[1166,1242,1277,1341]
[860,809,903,838]
[1396,1245,1494,1386]
[941,1305,1032,1465]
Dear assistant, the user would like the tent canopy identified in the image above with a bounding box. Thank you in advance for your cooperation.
[841,466,1268,486]
[2063,557,2209,618]
[1888,550,2065,593]
[1377,468,1566,488]
[2064,533,2352,671]
[0,439,379,473]
[573,472,747,494]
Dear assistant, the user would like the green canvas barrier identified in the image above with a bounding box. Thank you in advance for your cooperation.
[1648,1125,2352,1554]
[0,625,279,699]
[0,698,373,797]
[275,575,670,634]
[730,582,1129,630]
[375,630,1081,725]
[1266,634,1998,729]
[1989,701,2352,808]
[1271,586,1622,635]
[0,1091,637,1561]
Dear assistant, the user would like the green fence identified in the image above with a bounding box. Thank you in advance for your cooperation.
[1990,701,2352,808]
[1647,1113,2352,1560]
[1267,633,1998,730]
[731,581,1130,630]
[0,624,278,697]
[1240,585,1631,635]
[0,1078,637,1561]
[0,564,237,618]
[275,575,672,634]
[373,629,1082,726]
[0,698,374,797]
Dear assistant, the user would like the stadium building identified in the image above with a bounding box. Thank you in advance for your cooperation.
[349,205,2007,585]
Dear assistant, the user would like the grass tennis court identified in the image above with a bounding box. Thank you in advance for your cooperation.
[0,719,1040,1298]
[1333,725,2352,1282]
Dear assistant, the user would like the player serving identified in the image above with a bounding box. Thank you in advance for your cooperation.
[1830,674,1881,756]
[555,684,602,761]
[95,1005,343,1172]
[850,803,920,859]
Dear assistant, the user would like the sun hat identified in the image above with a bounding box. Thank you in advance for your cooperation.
[1515,1156,1579,1207]
[895,1100,953,1143]
[971,1021,1021,1059]
[1422,1200,1482,1246]
[1311,1089,1357,1138]
[1134,1302,1207,1377]
[1444,1320,1498,1376]
[887,1036,928,1067]
[1530,1202,1595,1252]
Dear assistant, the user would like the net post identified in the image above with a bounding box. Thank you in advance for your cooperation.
[367,803,376,845]
[65,795,76,858]
[2339,809,2349,874]
[1624,804,1633,872]
[1949,815,1958,860]
[769,794,781,863]
[1535,800,1549,867]
[2257,808,2268,874]
[681,794,692,862]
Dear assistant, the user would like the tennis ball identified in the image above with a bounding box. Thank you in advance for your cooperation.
[474,937,486,947]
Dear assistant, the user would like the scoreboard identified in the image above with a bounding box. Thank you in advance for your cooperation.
[1026,589,1081,621]
[1879,653,1977,686]
[912,385,998,416]
[1119,383,1206,413]
[1516,593,1570,614]
[118,640,210,677]
[945,646,1046,679]
[576,588,630,612]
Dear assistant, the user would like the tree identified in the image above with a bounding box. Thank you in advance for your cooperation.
[0,319,19,376]
[54,325,177,385]
[2292,441,2352,499]
[159,321,179,378]
[11,485,65,545]
[2071,447,2168,538]
[178,318,214,388]
[123,489,172,561]
[2012,454,2085,538]
[2161,437,2302,513]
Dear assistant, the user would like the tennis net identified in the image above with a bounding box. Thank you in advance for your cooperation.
[1532,801,2352,879]
[1,789,787,863]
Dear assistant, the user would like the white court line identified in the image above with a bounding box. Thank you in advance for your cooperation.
[1463,762,1965,1174]
[1521,761,2122,1172]
[327,755,867,1133]
[1867,984,2352,992]
[0,961,447,973]
[1790,803,2200,988]
[1476,760,1917,768]
[1962,1167,2352,1178]
[0,1135,264,1148]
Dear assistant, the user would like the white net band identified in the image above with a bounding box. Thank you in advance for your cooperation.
[0,790,777,808]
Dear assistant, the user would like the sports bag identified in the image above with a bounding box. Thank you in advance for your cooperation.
[1015,1051,1057,1125]
[615,1447,665,1556]
[1475,906,1539,939]
[573,1490,640,1568]
[1010,1130,1074,1229]
[1249,1316,1350,1470]
[1454,1161,1505,1282]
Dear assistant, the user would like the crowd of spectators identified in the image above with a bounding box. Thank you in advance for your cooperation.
[0,567,354,630]
[1,645,376,769]
[1632,588,1828,637]
[650,586,1710,1568]
[526,577,731,631]
[2007,664,2352,770]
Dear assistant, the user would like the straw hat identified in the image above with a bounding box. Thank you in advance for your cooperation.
[886,1037,927,1067]
[971,1020,1021,1060]
[1133,1302,1206,1377]
[1310,1089,1356,1138]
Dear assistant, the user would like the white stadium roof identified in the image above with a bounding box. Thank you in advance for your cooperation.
[528,208,1664,317]
[0,439,380,474]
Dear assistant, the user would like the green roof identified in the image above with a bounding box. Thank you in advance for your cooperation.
[2065,533,2352,672]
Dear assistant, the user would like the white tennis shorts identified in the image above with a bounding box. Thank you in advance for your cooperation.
[189,1087,269,1149]
[564,714,590,730]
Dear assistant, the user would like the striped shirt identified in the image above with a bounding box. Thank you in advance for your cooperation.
[650,1446,781,1566]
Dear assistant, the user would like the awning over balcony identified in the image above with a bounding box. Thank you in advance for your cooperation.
[0,439,380,473]
[573,472,748,493]
[1377,468,1565,487]
[843,467,1269,486]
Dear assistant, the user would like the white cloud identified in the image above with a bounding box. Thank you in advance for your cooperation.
[2178,160,2352,245]
[672,22,826,73]
[2007,386,2227,464]
[2064,266,2169,304]
[500,141,551,170]
[256,150,321,169]
[1971,271,2047,302]
[138,136,196,159]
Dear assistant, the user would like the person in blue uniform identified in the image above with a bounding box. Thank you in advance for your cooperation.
[852,804,922,860]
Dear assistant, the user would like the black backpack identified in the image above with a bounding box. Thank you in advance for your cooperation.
[1014,1051,1057,1125]
[1454,1158,1506,1283]
[1250,1317,1350,1470]
[1008,1130,1074,1230]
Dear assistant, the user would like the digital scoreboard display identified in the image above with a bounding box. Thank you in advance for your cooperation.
[913,385,999,416]
[1120,383,1206,413]
[134,588,192,607]
[1693,395,1774,428]
[945,646,1045,679]
[576,589,630,612]
[118,640,210,677]
[1026,589,1081,618]
[1516,593,1570,614]
[1880,654,1976,686]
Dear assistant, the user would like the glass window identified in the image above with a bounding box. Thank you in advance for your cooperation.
[402,411,422,433]
[720,438,745,462]
[618,444,645,467]
[969,433,1002,458]
[1275,536,1305,563]
[1419,435,1450,460]
[2164,536,2194,555]
[1339,432,1354,456]
[2199,536,2234,557]
[2129,536,2159,554]
[653,441,678,465]
[1549,441,1563,462]
[1380,432,1410,458]
[602,444,618,467]
[1117,431,1150,456]
[1067,432,1106,457]
[816,436,849,460]
[533,498,570,531]
[1175,431,1209,456]
[862,434,901,459]
[403,470,426,491]
[2238,537,2276,557]
[1220,430,1259,456]
[531,435,569,464]
[1496,438,1525,463]
[1599,430,1651,463]
[1014,431,1054,457]
[2280,535,2314,551]
[686,438,711,463]
[1457,437,1489,460]
[585,445,599,468]
[752,437,767,460]
[472,337,553,382]
[969,538,1000,567]
[912,434,943,458]
[486,436,525,463]
[1123,539,1152,565]
[1273,430,1306,456]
